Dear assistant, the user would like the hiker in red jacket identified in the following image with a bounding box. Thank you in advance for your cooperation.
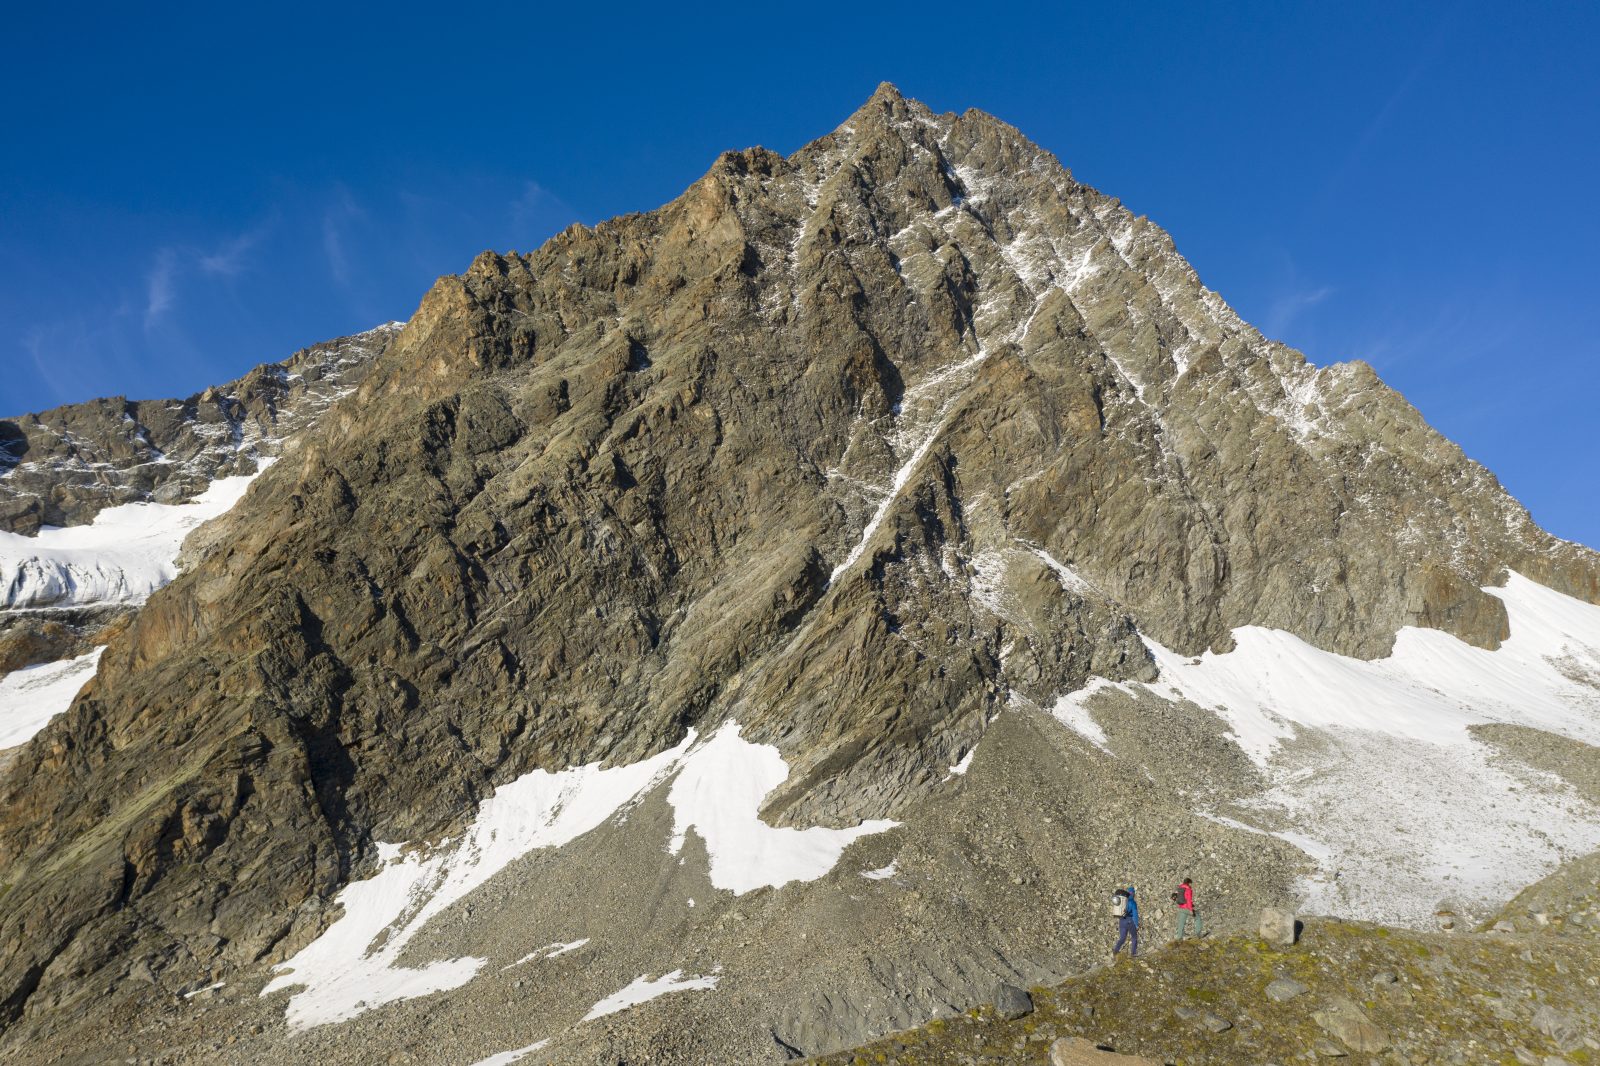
[1175,877,1204,939]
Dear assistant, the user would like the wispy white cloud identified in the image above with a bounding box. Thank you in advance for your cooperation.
[509,181,577,240]
[17,326,70,410]
[322,188,365,286]
[144,249,179,329]
[198,225,269,277]
[1355,295,1519,374]
[1263,284,1333,340]
[13,313,136,413]
[1310,18,1452,218]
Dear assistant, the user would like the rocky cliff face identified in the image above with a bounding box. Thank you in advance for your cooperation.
[0,85,1597,1063]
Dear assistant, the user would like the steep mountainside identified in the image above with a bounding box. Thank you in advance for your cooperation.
[0,325,399,674]
[0,86,1596,1064]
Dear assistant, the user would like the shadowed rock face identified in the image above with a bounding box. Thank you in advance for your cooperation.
[0,83,1596,1050]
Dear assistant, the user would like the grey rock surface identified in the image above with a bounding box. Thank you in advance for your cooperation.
[0,323,400,535]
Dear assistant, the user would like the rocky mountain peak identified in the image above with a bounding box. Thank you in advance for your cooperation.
[0,87,1597,1064]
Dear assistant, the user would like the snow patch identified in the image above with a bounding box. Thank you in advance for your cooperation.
[1118,572,1600,925]
[1144,572,1600,765]
[667,722,899,895]
[0,648,103,749]
[262,737,692,1028]
[1049,680,1114,753]
[502,939,589,971]
[861,861,898,880]
[582,971,719,1021]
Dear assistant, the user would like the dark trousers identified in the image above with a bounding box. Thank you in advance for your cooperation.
[1113,917,1139,956]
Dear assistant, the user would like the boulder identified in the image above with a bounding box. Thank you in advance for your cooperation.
[993,982,1033,1020]
[1260,907,1300,946]
[1533,1004,1584,1053]
[1313,998,1390,1054]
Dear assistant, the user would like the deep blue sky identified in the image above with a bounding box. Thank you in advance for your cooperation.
[3,2,1596,546]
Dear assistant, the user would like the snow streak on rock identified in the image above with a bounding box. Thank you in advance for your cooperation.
[581,970,720,1021]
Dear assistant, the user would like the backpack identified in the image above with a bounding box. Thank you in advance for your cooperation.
[1171,889,1183,905]
[1111,891,1128,918]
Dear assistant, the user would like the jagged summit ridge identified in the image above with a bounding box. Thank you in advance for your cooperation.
[0,323,403,536]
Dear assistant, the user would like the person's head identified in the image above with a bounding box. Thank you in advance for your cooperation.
[1183,878,1191,886]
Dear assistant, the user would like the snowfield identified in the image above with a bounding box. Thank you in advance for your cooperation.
[0,462,271,610]
[0,648,103,749]
[1142,572,1600,764]
[1057,572,1600,926]
[261,722,896,1030]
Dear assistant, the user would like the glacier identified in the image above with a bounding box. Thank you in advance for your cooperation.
[0,461,271,610]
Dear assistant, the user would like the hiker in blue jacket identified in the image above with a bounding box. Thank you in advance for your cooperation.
[1111,885,1140,959]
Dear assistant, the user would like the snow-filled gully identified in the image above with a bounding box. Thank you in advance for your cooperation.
[261,722,897,1031]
